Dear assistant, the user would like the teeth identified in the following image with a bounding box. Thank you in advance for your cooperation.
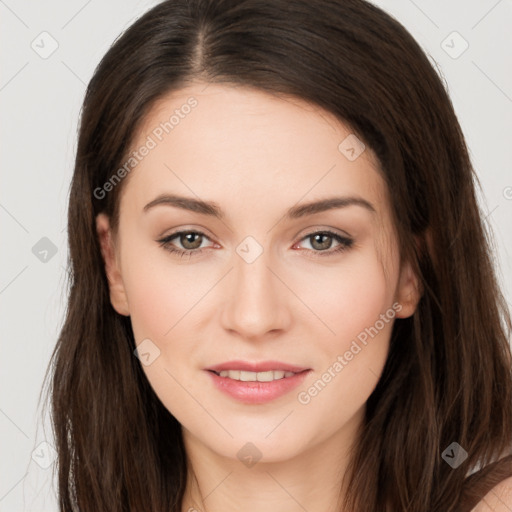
[217,370,297,381]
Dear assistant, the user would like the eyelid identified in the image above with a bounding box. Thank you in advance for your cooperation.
[296,225,353,240]
[157,224,216,240]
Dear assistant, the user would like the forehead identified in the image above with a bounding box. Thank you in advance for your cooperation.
[121,82,388,221]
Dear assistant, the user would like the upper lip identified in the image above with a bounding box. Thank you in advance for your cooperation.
[206,360,310,373]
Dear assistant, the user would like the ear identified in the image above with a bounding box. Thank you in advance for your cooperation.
[394,258,422,319]
[96,213,130,316]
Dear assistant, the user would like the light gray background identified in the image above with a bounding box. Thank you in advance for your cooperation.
[1,0,511,510]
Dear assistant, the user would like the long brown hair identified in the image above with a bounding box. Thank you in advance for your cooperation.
[43,0,512,510]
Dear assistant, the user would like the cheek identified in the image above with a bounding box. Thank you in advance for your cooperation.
[123,263,172,343]
[121,243,207,343]
[296,252,396,345]
[294,251,396,406]
[120,247,207,419]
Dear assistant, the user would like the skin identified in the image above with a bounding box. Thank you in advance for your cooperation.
[96,82,422,512]
[471,476,512,512]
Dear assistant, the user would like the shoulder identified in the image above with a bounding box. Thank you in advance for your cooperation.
[471,476,512,512]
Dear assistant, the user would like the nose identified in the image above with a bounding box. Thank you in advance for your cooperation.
[220,247,292,340]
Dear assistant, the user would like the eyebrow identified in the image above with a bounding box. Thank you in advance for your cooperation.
[143,193,376,219]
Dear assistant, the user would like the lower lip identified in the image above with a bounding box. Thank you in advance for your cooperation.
[205,370,311,404]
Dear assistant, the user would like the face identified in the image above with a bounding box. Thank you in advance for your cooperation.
[96,82,420,464]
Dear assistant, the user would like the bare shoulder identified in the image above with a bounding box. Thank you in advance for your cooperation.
[471,476,512,511]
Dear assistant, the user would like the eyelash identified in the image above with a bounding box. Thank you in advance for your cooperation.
[156,229,354,259]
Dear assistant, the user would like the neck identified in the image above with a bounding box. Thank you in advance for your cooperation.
[180,407,364,512]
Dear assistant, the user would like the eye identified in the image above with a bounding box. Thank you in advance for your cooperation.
[157,229,354,259]
[294,230,354,257]
[157,230,215,258]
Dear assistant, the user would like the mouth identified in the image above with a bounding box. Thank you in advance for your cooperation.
[208,369,304,381]
[204,360,312,404]
[206,360,310,374]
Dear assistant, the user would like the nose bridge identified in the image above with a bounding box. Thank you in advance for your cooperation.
[220,237,290,337]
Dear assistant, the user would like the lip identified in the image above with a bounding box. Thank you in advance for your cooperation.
[206,360,310,373]
[204,362,312,404]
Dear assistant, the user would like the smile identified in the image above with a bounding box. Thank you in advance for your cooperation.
[205,368,311,404]
[212,369,297,381]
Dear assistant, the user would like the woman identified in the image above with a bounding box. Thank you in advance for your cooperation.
[45,0,512,510]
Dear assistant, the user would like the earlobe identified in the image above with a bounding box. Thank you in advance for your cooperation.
[394,260,422,319]
[95,213,130,316]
